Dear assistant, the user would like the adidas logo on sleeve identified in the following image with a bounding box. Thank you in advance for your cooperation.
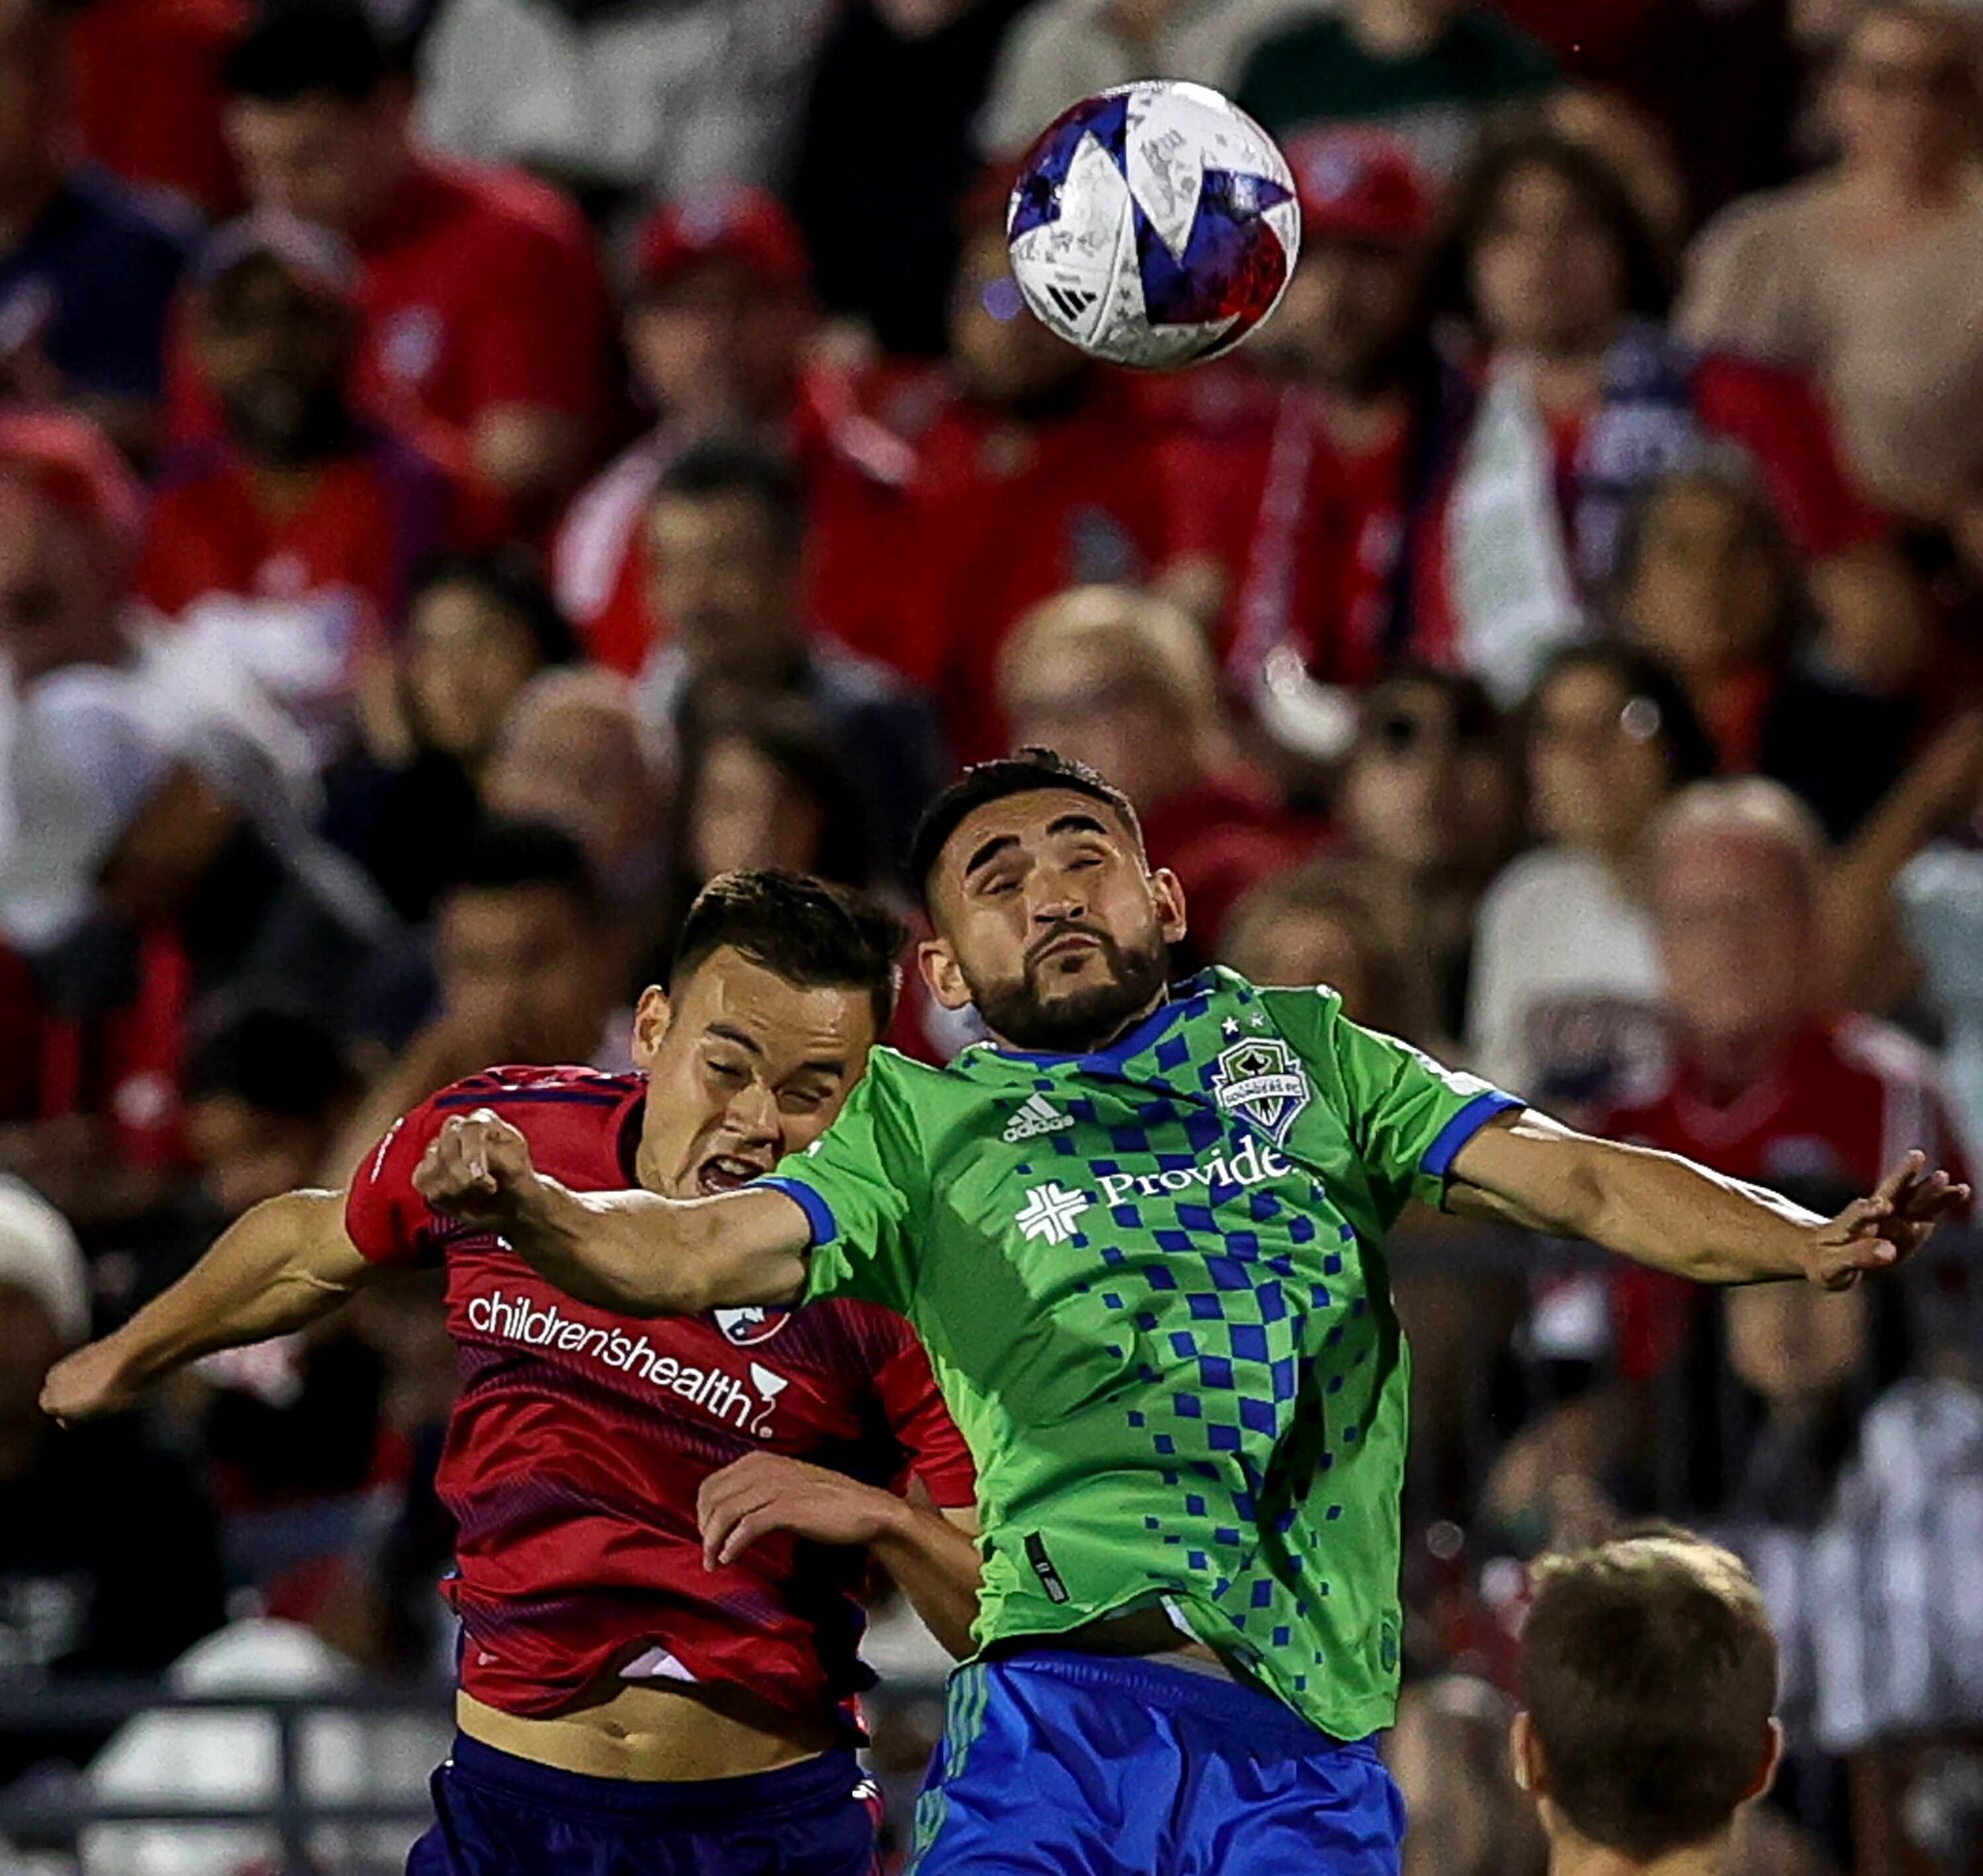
[1003,1094,1075,1143]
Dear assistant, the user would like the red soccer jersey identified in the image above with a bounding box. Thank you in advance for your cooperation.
[344,1065,974,1724]
[1596,1015,1974,1381]
[169,156,609,461]
[550,364,917,677]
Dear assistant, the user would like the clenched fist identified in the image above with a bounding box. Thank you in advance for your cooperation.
[413,1110,547,1231]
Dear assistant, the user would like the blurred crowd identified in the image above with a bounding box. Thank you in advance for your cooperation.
[0,0,1981,1869]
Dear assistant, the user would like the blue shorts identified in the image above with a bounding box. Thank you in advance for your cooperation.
[906,1649,1404,1874]
[407,1733,881,1875]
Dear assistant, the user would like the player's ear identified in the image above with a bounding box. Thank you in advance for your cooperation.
[1745,1720,1785,1804]
[918,936,972,1013]
[630,985,673,1066]
[1150,866,1188,948]
[1509,1711,1543,1797]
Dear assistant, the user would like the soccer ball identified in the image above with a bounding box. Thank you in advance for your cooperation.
[1006,81,1302,371]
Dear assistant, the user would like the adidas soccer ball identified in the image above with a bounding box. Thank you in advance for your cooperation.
[1006,81,1302,371]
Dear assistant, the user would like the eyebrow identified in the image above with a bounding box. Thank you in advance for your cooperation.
[708,1022,846,1080]
[1047,813,1108,840]
[964,833,1019,877]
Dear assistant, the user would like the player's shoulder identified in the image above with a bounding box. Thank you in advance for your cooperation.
[1243,973,1347,1024]
[866,1043,952,1092]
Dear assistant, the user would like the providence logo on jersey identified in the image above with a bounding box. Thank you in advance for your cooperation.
[467,1288,789,1436]
[1012,1134,1296,1245]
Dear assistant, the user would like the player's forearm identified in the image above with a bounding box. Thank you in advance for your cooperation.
[500,1180,806,1316]
[96,1190,368,1389]
[1537,1137,1825,1286]
[867,1502,984,1661]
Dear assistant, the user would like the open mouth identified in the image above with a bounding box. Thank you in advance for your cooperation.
[695,1154,769,1197]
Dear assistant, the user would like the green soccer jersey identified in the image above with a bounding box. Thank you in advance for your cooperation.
[760,967,1517,1740]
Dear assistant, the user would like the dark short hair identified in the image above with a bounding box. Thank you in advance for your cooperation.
[1533,641,1718,789]
[446,818,598,914]
[653,437,804,559]
[411,548,579,669]
[1520,1531,1777,1860]
[906,748,1142,900]
[185,1005,360,1121]
[222,1,404,106]
[1426,126,1674,334]
[669,870,908,1033]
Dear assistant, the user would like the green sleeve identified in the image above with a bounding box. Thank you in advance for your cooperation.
[1262,986,1523,1218]
[755,1049,926,1314]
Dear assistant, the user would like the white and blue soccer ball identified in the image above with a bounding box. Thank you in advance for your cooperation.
[1006,81,1303,372]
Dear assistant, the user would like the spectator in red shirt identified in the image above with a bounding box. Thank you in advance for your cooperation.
[217,0,607,518]
[1419,126,1922,707]
[1599,776,1973,1382]
[875,194,1211,760]
[996,583,1316,957]
[552,187,817,675]
[142,214,496,765]
[1217,129,1462,753]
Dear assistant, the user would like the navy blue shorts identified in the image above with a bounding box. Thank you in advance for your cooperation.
[407,1734,882,1875]
[906,1649,1404,1874]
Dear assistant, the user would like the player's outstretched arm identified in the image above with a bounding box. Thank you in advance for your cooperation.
[413,1110,811,1316]
[40,1189,379,1423]
[1446,1109,1970,1290]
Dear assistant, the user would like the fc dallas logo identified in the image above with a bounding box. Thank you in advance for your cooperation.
[711,1306,790,1348]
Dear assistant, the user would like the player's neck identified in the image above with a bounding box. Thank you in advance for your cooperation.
[1546,1820,1734,1876]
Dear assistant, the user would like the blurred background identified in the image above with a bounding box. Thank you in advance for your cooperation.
[0,0,1979,1868]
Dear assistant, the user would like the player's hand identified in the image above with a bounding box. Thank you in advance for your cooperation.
[40,1336,141,1425]
[413,1110,546,1230]
[1804,1151,1970,1291]
[697,1452,905,1570]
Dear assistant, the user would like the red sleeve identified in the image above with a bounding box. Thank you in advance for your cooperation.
[1691,355,1887,559]
[871,1319,976,1510]
[455,217,608,423]
[343,1094,448,1267]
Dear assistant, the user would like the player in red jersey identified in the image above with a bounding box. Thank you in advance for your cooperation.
[43,871,980,1875]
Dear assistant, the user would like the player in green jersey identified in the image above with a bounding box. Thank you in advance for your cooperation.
[412,749,1968,1875]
